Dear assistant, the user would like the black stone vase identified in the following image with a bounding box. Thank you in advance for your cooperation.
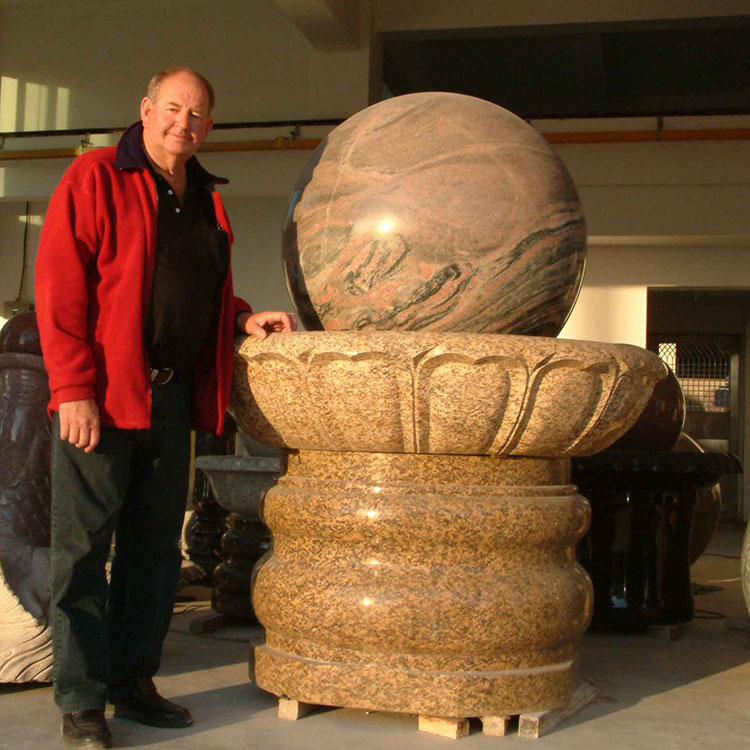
[212,513,271,620]
[573,450,741,630]
[184,423,236,581]
[193,455,282,622]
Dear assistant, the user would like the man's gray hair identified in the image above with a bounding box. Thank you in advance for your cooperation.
[146,67,215,112]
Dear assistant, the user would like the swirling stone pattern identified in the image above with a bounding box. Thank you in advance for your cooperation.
[0,314,53,683]
[230,331,667,458]
[282,92,586,336]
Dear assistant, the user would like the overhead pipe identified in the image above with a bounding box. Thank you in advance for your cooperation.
[2,127,750,162]
[0,137,325,161]
[0,118,343,140]
[544,127,750,144]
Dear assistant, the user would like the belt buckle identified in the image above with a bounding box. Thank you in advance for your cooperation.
[150,367,175,385]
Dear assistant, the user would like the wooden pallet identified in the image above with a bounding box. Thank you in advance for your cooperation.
[277,680,597,740]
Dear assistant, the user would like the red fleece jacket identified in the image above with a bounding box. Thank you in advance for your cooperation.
[35,146,251,434]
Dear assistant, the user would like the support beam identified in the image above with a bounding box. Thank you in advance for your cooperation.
[273,0,363,51]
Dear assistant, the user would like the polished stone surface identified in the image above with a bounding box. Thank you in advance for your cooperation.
[0,311,43,355]
[196,456,282,622]
[195,456,281,518]
[185,426,235,583]
[573,449,741,630]
[240,91,661,721]
[675,432,723,565]
[212,514,270,621]
[252,450,591,716]
[0,351,52,682]
[609,365,685,452]
[231,331,667,457]
[283,92,586,336]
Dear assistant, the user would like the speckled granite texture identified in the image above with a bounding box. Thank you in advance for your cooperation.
[282,92,585,337]
[230,331,667,457]
[251,450,591,716]
[233,90,667,717]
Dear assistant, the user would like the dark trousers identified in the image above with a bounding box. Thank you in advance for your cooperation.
[50,379,191,714]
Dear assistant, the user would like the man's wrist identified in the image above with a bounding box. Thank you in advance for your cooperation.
[235,311,251,332]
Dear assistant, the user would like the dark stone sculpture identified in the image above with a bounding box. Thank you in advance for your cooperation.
[674,433,724,565]
[573,450,741,630]
[212,514,270,620]
[608,365,684,452]
[0,310,43,355]
[606,368,722,564]
[184,425,235,581]
[742,520,750,617]
[0,312,53,681]
[194,456,281,621]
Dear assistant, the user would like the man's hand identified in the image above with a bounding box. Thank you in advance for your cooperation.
[237,311,297,340]
[59,399,100,453]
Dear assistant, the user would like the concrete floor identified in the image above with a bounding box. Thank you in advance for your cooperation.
[2,525,748,750]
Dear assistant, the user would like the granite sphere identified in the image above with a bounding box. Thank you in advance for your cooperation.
[0,311,42,355]
[609,365,685,452]
[282,92,586,335]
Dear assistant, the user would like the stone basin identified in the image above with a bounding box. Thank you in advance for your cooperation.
[228,331,666,718]
[230,331,667,457]
[194,456,281,519]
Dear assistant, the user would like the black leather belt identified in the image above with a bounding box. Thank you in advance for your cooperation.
[150,367,175,386]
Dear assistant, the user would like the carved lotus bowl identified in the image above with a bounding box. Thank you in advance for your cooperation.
[230,332,666,457]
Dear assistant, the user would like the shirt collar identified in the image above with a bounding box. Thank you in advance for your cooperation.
[114,121,228,187]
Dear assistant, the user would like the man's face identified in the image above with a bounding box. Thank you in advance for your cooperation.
[140,71,213,162]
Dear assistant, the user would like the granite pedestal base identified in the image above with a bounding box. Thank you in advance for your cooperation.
[251,450,592,717]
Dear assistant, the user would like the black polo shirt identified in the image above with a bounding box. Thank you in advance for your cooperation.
[145,167,228,373]
[114,122,230,375]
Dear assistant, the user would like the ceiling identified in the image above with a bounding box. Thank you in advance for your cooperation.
[382,16,750,119]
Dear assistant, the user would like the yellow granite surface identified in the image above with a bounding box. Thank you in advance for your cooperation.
[231,331,667,456]
[251,451,591,716]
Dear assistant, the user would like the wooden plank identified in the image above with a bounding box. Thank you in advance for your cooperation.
[726,617,750,632]
[648,623,687,642]
[418,715,470,739]
[517,681,596,739]
[278,698,314,721]
[481,715,512,737]
[187,612,232,634]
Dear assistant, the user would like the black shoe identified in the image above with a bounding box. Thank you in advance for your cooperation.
[61,709,112,749]
[112,677,193,728]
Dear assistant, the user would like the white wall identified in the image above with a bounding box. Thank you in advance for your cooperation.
[218,195,296,313]
[3,0,749,323]
[560,242,750,347]
[561,284,648,347]
[0,0,368,318]
[0,201,43,329]
[552,128,750,346]
[0,0,369,130]
[3,0,750,516]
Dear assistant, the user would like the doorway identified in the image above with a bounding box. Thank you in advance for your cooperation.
[648,289,750,521]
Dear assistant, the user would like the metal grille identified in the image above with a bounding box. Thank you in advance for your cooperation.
[657,342,730,412]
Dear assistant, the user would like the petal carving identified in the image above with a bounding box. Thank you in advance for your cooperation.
[507,359,611,455]
[305,351,414,452]
[230,352,319,448]
[232,332,666,457]
[414,352,528,454]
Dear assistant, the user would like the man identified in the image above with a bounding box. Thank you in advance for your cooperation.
[35,68,296,749]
